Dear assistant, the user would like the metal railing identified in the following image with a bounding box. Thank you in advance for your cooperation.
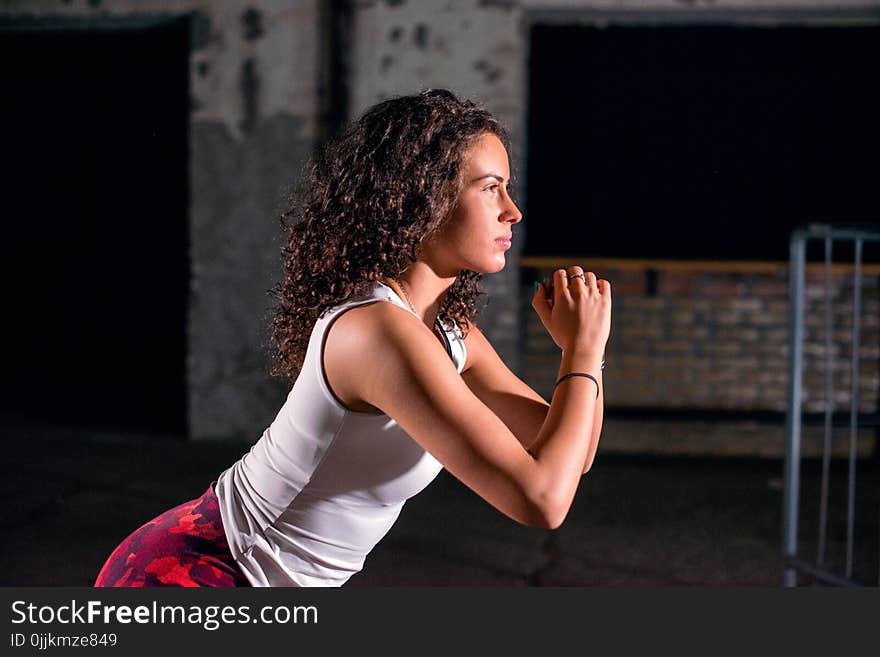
[783,224,880,587]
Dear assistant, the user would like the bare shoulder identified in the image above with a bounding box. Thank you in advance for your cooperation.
[323,299,451,414]
[325,299,552,527]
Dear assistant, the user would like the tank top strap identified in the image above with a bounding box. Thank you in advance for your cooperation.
[311,281,466,374]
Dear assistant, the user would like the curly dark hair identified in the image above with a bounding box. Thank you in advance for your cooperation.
[268,88,512,382]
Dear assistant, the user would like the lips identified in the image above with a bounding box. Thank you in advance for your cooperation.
[495,236,512,249]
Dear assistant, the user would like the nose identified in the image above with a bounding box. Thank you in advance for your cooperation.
[502,192,523,224]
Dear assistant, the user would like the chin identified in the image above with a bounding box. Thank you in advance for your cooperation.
[493,253,509,271]
[458,250,508,275]
[475,259,507,274]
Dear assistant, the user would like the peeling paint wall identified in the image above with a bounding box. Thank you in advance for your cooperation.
[4,0,320,439]
[5,0,320,139]
[350,0,525,369]
[4,0,878,445]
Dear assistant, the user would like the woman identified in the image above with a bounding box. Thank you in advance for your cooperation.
[94,89,611,587]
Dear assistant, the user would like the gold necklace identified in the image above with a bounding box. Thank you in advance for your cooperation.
[394,278,417,314]
[395,278,445,341]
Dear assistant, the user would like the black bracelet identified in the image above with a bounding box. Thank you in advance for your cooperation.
[554,372,600,398]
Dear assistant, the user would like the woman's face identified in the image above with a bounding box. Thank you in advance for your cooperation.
[422,132,523,276]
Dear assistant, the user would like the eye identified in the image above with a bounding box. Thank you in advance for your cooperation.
[484,184,499,193]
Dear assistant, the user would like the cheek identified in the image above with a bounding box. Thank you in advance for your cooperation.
[441,210,473,243]
[439,196,493,251]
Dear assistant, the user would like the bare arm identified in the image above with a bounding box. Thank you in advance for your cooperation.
[583,371,603,472]
[461,323,603,474]
[460,324,549,451]
[333,268,610,529]
[530,267,610,473]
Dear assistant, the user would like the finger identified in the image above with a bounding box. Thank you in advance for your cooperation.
[584,271,599,294]
[540,273,556,309]
[555,268,573,305]
[565,265,586,292]
[597,278,612,297]
[530,279,551,324]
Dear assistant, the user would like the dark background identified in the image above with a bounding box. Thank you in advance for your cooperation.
[525,24,880,263]
[0,23,190,435]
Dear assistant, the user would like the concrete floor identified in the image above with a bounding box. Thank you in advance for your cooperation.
[1,417,877,587]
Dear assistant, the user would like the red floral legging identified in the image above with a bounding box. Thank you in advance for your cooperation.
[94,483,250,587]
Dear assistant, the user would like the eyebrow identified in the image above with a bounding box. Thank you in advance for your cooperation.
[470,173,509,184]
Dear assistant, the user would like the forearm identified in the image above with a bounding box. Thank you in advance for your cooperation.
[583,372,603,473]
[527,348,602,516]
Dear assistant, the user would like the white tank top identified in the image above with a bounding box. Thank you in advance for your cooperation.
[214,281,467,586]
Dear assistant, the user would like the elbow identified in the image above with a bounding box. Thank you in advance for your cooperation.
[540,509,567,531]
[524,489,571,530]
[517,462,578,529]
[534,505,568,530]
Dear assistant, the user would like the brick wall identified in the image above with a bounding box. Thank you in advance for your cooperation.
[520,262,880,416]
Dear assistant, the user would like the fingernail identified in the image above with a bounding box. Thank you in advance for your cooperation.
[533,281,539,292]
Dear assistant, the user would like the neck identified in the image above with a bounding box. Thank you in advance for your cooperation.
[383,261,457,328]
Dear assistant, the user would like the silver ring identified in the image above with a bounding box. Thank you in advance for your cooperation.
[567,273,586,282]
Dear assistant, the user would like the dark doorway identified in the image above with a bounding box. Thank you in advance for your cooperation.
[525,23,880,262]
[0,19,190,435]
